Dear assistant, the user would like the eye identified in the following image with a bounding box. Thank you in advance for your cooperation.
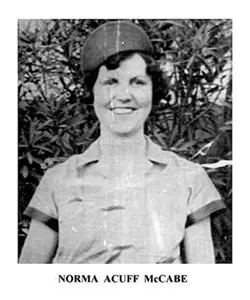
[131,78,147,86]
[103,78,118,86]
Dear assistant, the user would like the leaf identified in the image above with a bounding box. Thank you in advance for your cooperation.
[174,141,197,152]
[42,131,54,140]
[172,138,185,149]
[45,135,58,145]
[153,131,167,148]
[66,114,85,128]
[21,165,28,178]
[27,152,33,164]
[85,121,99,139]
[38,119,53,130]
[150,38,164,43]
[186,55,195,69]
[156,20,184,29]
[192,140,215,159]
[33,145,54,153]
[168,124,178,146]
[19,144,28,148]
[62,132,72,151]
[219,121,232,132]
[30,157,43,165]
[202,160,232,169]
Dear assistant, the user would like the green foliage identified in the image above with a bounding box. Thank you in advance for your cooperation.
[18,19,232,262]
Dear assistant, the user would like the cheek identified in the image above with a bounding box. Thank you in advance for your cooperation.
[93,87,111,121]
[137,88,153,109]
[93,86,102,105]
[93,86,112,107]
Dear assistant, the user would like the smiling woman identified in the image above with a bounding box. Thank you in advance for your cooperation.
[93,54,152,137]
[19,20,225,264]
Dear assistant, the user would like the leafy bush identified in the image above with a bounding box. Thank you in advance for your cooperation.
[18,19,232,262]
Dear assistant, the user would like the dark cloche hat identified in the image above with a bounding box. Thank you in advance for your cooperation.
[81,20,153,72]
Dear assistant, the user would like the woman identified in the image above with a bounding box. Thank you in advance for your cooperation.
[19,20,225,263]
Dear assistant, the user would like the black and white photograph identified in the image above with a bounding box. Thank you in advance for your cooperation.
[18,19,232,264]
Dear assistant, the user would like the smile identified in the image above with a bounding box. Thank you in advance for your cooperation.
[110,108,136,115]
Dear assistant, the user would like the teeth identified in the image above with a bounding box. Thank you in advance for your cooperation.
[112,108,134,114]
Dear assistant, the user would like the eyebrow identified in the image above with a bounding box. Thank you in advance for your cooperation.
[100,74,149,80]
[130,75,149,80]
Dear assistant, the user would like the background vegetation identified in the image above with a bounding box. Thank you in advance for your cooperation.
[18,19,232,263]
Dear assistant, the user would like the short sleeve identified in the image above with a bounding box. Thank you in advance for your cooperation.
[23,168,59,232]
[185,165,226,228]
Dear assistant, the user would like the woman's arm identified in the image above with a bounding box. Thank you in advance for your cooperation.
[184,217,215,263]
[19,219,58,263]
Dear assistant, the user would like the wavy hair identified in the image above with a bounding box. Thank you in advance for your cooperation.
[83,51,168,109]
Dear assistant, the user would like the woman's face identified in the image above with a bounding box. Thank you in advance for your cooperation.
[93,54,153,137]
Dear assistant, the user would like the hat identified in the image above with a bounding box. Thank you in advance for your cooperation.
[81,20,153,72]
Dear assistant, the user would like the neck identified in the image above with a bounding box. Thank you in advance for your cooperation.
[99,126,147,165]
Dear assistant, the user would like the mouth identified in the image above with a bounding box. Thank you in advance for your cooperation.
[109,107,137,115]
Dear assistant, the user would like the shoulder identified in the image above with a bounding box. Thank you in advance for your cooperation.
[147,137,204,178]
[44,154,80,181]
[158,149,207,188]
[43,139,99,182]
[157,146,204,175]
[168,151,203,173]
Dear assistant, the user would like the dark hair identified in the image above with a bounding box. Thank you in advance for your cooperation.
[83,51,168,108]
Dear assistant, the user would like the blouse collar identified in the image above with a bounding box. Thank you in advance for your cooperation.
[76,136,170,169]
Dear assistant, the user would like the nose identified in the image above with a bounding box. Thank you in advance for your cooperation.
[114,84,132,102]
